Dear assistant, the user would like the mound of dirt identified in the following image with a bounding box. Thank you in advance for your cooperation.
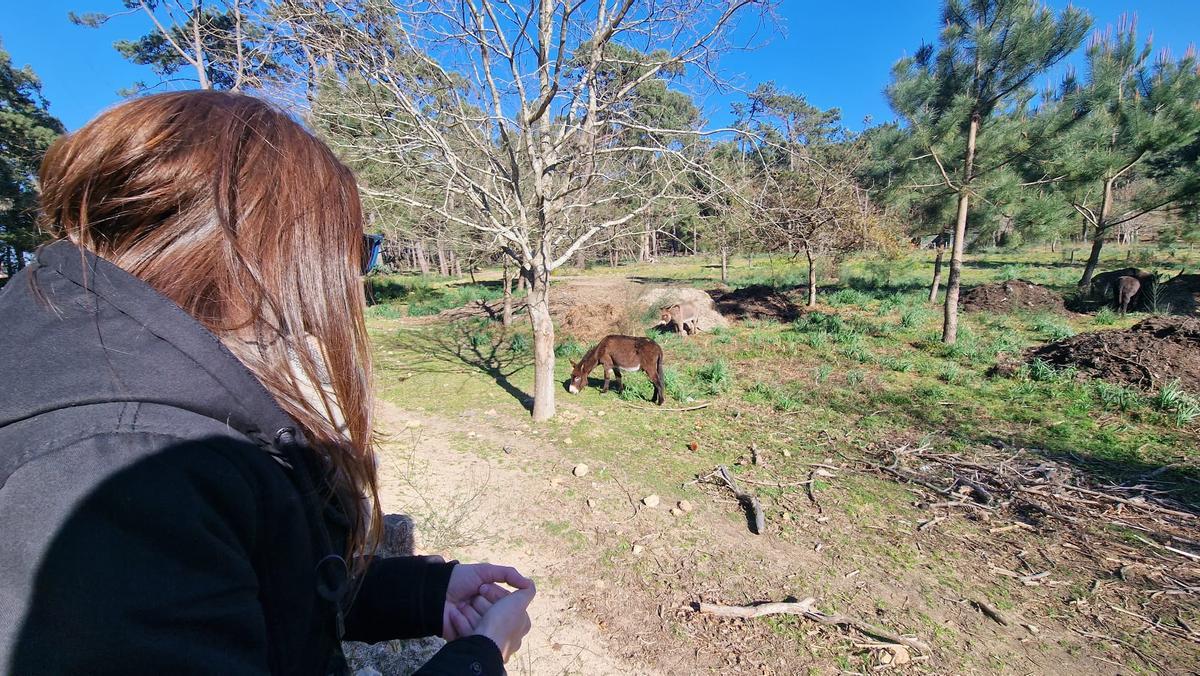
[637,287,730,333]
[706,285,805,321]
[961,279,1066,314]
[1026,316,1200,392]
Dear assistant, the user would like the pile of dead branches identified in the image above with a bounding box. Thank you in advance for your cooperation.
[864,442,1200,654]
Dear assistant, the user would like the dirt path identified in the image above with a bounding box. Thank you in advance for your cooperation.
[373,401,653,676]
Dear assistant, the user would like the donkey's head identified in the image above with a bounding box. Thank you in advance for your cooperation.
[567,360,588,394]
[659,304,679,324]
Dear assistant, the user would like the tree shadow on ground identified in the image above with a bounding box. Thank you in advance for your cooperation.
[395,322,534,412]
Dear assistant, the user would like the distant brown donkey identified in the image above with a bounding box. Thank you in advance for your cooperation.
[567,335,665,405]
[1114,275,1141,314]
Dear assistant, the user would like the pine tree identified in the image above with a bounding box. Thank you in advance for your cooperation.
[1042,18,1200,290]
[0,39,65,277]
[887,0,1089,343]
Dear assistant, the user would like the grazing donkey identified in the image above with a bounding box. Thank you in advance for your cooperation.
[567,335,665,405]
[1114,275,1141,314]
[660,302,700,336]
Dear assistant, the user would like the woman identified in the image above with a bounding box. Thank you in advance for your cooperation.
[0,91,533,674]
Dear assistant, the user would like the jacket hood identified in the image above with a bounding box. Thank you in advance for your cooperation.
[0,241,299,450]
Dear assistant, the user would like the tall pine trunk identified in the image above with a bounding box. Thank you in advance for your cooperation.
[804,245,817,307]
[1078,177,1116,291]
[720,247,729,284]
[527,261,556,422]
[942,113,979,345]
[928,242,945,303]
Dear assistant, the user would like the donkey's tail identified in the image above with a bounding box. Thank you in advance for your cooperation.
[656,346,664,376]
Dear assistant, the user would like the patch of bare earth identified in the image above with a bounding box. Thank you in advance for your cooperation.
[961,280,1067,314]
[365,394,1198,674]
[1027,316,1200,392]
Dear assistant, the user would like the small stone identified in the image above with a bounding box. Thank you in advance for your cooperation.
[642,494,660,508]
[467,431,476,438]
[405,419,422,428]
[678,500,694,513]
[597,410,606,417]
[782,449,792,458]
[573,464,589,477]
[563,438,573,445]
[631,544,644,555]
[670,507,682,517]
[484,409,498,416]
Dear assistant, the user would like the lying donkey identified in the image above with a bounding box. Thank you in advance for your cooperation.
[567,335,665,405]
[660,302,700,336]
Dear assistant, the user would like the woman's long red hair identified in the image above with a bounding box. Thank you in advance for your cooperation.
[37,90,380,557]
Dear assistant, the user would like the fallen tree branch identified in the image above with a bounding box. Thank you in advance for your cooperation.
[695,599,931,653]
[616,399,711,412]
[716,465,765,535]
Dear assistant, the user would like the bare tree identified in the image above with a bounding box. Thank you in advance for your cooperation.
[279,0,765,420]
[72,0,279,92]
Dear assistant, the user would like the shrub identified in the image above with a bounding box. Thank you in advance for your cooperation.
[365,303,404,319]
[828,288,870,307]
[1093,381,1139,412]
[1029,314,1075,341]
[695,359,734,395]
[899,306,929,329]
[815,363,833,383]
[846,370,866,386]
[554,338,586,359]
[1151,379,1200,426]
[1093,307,1117,326]
[508,333,531,354]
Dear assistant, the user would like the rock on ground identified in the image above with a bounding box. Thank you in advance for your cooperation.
[343,514,445,675]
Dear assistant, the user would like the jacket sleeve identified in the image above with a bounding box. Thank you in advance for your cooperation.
[343,556,455,641]
[415,635,505,675]
[2,434,271,675]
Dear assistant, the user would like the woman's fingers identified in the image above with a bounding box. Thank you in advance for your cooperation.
[478,582,511,603]
[450,607,473,639]
[478,564,533,590]
[470,594,493,616]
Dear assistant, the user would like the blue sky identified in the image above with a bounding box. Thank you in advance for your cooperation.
[4,1,1198,132]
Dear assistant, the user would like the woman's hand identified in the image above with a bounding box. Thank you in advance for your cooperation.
[441,562,533,640]
[471,582,535,662]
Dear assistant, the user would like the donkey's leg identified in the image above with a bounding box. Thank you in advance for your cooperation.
[601,366,611,393]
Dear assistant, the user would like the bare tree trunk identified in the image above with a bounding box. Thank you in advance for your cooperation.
[414,240,431,274]
[942,113,978,345]
[436,240,449,276]
[1079,177,1116,291]
[639,231,650,262]
[929,243,945,304]
[527,263,555,422]
[502,258,513,328]
[720,247,729,284]
[574,248,586,270]
[451,249,462,277]
[805,244,817,308]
